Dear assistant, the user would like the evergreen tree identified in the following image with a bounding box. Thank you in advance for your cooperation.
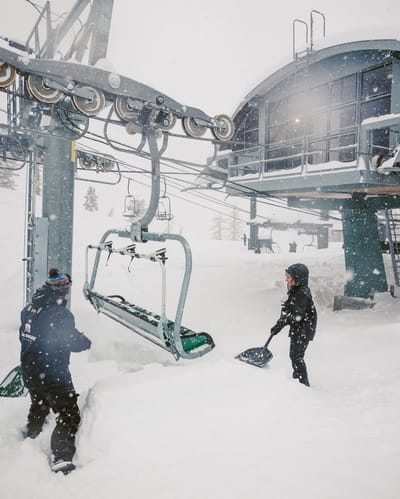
[83,185,99,212]
[210,215,226,240]
[226,205,245,240]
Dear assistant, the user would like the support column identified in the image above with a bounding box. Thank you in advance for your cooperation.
[249,195,258,250]
[42,134,75,279]
[341,194,387,298]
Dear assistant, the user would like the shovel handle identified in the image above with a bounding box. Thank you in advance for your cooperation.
[264,333,274,349]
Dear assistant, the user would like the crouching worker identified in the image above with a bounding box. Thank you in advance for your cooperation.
[19,269,91,474]
[270,263,317,387]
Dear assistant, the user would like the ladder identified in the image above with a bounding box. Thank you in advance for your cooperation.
[383,209,400,295]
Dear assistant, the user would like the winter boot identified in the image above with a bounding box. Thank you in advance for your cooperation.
[51,459,76,475]
[298,375,310,387]
[22,426,42,439]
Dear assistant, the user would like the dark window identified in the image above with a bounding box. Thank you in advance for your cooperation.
[362,64,392,100]
[361,96,391,120]
[245,129,258,145]
[371,129,390,155]
[232,107,259,151]
[246,108,259,129]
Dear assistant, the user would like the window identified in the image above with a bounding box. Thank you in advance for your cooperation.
[269,123,287,144]
[309,111,328,136]
[371,129,391,155]
[330,104,356,131]
[269,99,287,124]
[330,75,357,105]
[308,140,328,164]
[362,64,392,100]
[310,84,329,109]
[232,106,259,151]
[287,92,307,120]
[361,96,391,121]
[329,134,356,162]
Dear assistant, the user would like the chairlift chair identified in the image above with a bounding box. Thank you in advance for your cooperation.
[123,194,140,218]
[83,231,215,361]
[302,233,317,251]
[156,196,173,221]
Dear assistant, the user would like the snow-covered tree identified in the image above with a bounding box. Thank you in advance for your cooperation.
[83,185,99,212]
[210,215,226,240]
[225,205,245,240]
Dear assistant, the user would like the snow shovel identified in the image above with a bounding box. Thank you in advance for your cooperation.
[235,333,274,368]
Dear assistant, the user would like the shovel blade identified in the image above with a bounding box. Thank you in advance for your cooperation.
[235,346,273,368]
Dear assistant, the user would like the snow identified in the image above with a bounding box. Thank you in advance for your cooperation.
[1,179,400,499]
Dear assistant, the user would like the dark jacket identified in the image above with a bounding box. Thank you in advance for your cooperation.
[271,263,317,341]
[19,286,91,390]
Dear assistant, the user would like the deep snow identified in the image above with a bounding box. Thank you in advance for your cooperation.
[1,182,400,499]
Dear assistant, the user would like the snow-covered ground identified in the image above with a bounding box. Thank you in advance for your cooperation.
[1,183,400,499]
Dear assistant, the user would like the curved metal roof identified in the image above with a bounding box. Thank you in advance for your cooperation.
[235,39,400,117]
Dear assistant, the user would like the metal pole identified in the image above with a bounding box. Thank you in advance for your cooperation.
[42,133,75,280]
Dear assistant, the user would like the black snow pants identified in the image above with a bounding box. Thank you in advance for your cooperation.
[26,386,81,461]
[289,335,310,386]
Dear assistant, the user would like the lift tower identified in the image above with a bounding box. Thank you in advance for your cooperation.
[29,1,114,301]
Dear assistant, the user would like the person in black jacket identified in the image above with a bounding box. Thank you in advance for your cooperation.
[270,263,317,387]
[19,269,91,474]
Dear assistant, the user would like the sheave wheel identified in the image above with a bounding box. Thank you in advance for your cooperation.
[26,74,64,103]
[0,62,17,88]
[182,116,207,138]
[72,85,105,116]
[114,96,143,121]
[155,112,176,131]
[211,114,235,142]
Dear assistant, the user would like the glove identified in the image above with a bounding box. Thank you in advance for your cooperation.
[270,325,281,336]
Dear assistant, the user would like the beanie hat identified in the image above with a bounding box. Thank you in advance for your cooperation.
[45,269,71,296]
[285,263,309,286]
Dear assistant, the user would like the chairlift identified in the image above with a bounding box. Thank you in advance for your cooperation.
[83,232,215,361]
[156,178,173,221]
[302,232,317,251]
[123,194,140,218]
[156,197,173,221]
[123,179,141,218]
